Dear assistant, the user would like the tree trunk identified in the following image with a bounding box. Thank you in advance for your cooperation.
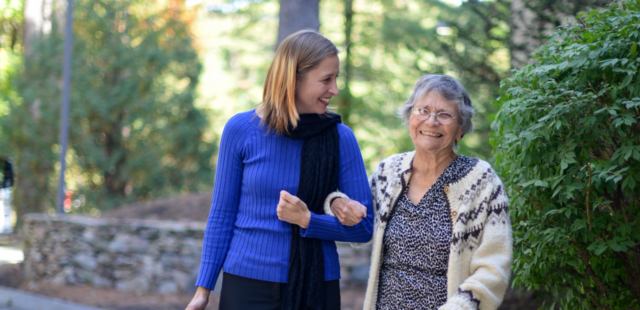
[340,0,354,128]
[276,0,320,47]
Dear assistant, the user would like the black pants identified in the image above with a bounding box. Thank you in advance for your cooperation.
[219,272,341,310]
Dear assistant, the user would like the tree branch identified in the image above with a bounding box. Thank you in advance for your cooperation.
[572,164,592,231]
[514,187,544,212]
[569,237,611,309]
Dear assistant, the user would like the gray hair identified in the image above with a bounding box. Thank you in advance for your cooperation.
[398,74,475,142]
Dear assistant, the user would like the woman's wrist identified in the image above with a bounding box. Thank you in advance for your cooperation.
[299,209,311,229]
[330,196,343,206]
[195,286,211,297]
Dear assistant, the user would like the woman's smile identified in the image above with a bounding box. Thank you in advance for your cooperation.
[419,130,443,137]
[319,97,330,106]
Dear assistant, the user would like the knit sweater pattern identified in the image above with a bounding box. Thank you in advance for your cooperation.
[326,151,512,310]
[195,110,374,290]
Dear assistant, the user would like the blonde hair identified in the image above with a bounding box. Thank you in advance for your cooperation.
[260,30,338,134]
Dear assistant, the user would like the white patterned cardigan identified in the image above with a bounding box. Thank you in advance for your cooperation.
[324,151,513,310]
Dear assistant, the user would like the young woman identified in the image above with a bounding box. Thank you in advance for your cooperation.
[185,30,373,310]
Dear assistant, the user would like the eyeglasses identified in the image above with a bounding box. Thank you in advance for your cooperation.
[412,107,457,124]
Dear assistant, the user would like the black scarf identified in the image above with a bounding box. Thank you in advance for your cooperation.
[282,112,341,310]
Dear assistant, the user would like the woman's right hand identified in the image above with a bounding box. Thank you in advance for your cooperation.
[185,286,211,310]
[330,197,367,226]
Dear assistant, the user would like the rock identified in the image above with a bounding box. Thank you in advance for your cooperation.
[96,253,112,265]
[114,268,135,279]
[73,254,97,271]
[178,256,196,269]
[29,250,42,263]
[48,267,73,286]
[82,228,97,242]
[108,234,150,253]
[156,281,179,294]
[115,275,150,293]
[160,254,180,268]
[90,274,112,288]
[138,227,160,240]
[75,269,112,288]
[53,244,68,257]
[114,255,139,268]
[171,270,191,291]
[139,255,162,279]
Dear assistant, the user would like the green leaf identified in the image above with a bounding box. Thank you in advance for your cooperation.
[595,244,608,255]
[552,185,564,198]
[624,148,634,161]
[623,176,636,191]
[600,58,619,68]
[622,74,633,87]
[534,180,549,187]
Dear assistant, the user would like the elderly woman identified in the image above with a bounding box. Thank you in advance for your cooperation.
[328,74,512,310]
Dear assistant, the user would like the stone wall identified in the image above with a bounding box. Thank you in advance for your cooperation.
[22,214,206,294]
[336,242,372,288]
[22,214,372,293]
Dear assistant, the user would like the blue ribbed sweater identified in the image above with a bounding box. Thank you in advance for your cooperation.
[195,110,374,289]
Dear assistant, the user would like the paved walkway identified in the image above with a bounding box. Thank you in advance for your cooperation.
[0,286,108,310]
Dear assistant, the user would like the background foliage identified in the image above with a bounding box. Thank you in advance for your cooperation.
[0,0,617,225]
[0,0,23,133]
[192,0,605,171]
[193,0,515,172]
[0,0,215,219]
[492,0,640,308]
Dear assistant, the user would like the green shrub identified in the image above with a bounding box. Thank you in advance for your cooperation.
[491,1,640,309]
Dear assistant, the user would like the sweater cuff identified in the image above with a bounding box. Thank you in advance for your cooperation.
[439,289,480,310]
[323,192,350,217]
[195,262,221,290]
[300,212,320,237]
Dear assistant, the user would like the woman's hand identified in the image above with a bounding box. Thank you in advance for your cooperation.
[330,198,367,226]
[277,190,311,229]
[185,286,210,310]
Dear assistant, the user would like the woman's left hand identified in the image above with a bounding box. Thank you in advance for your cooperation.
[277,190,311,229]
